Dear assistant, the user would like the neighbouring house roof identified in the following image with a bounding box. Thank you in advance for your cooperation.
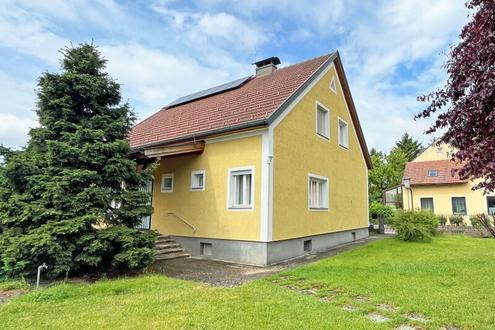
[129,51,372,169]
[404,159,468,186]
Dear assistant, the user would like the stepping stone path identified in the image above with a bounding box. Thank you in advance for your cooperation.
[300,289,317,296]
[376,303,399,312]
[406,313,430,323]
[354,295,370,303]
[342,305,358,312]
[367,313,390,323]
[395,325,420,330]
[319,297,332,303]
[269,276,463,328]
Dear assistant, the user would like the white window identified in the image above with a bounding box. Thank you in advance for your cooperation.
[191,170,205,191]
[316,102,329,139]
[427,169,438,177]
[329,77,337,94]
[308,174,329,210]
[228,167,254,210]
[338,118,349,149]
[161,173,174,193]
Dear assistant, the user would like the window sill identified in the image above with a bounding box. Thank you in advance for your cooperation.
[317,133,330,141]
[338,144,349,150]
[228,206,254,211]
[309,207,329,212]
[161,190,173,193]
[191,187,205,191]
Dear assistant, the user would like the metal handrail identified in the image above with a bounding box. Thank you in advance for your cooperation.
[167,212,197,232]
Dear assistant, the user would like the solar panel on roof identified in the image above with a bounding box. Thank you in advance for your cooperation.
[166,76,251,108]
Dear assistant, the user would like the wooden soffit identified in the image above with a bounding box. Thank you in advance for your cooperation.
[144,141,205,158]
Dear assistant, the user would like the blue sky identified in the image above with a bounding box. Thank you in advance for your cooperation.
[0,0,469,151]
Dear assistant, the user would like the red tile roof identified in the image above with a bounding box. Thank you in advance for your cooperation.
[129,54,331,149]
[129,52,372,169]
[404,160,468,185]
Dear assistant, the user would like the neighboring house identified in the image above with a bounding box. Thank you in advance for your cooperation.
[129,52,372,265]
[402,142,495,223]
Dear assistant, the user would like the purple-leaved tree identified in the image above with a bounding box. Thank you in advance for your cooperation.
[417,0,495,192]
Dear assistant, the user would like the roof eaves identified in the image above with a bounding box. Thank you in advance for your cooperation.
[131,118,268,152]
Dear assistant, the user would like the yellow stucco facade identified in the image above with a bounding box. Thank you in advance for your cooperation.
[151,134,262,241]
[271,65,368,240]
[148,61,369,243]
[403,143,495,223]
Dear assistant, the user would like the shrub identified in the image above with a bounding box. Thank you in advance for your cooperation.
[449,215,464,226]
[390,210,439,242]
[369,201,395,224]
[470,214,495,238]
[437,215,448,227]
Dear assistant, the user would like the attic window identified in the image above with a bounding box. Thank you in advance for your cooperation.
[427,169,438,177]
[329,77,337,94]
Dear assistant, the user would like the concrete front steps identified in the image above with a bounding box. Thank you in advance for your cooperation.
[154,235,190,261]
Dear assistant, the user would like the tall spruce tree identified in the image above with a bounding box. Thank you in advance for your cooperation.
[0,44,156,278]
[393,133,423,162]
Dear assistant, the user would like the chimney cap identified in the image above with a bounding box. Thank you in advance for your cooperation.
[252,56,281,68]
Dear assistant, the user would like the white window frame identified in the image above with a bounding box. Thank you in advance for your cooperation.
[227,166,255,211]
[427,169,438,177]
[161,173,174,193]
[190,170,206,191]
[329,76,337,94]
[338,117,349,149]
[308,173,329,211]
[419,196,435,213]
[315,101,330,140]
[451,196,468,215]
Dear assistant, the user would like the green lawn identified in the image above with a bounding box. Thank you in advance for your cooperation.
[1,235,494,329]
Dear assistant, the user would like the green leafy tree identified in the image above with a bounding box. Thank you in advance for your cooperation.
[0,44,157,278]
[368,148,408,203]
[393,133,423,161]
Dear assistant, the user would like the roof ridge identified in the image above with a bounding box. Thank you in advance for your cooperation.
[274,53,334,72]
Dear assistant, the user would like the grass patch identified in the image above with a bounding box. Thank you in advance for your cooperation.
[1,236,494,329]
[0,278,29,292]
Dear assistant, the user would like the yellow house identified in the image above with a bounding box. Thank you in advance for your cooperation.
[129,53,372,265]
[402,142,495,224]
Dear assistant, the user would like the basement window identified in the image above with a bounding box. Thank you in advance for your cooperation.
[200,242,212,256]
[304,240,312,252]
[191,170,205,191]
[161,173,174,193]
[308,174,329,210]
[228,167,254,210]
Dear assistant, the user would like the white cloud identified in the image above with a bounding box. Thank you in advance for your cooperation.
[0,73,38,148]
[194,12,267,50]
[338,0,468,151]
[151,4,268,51]
[0,0,470,152]
[101,44,249,119]
[0,4,68,63]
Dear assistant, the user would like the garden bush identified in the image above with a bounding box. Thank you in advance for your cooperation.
[470,214,495,238]
[449,215,464,226]
[390,210,439,242]
[369,201,395,224]
[437,215,448,227]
